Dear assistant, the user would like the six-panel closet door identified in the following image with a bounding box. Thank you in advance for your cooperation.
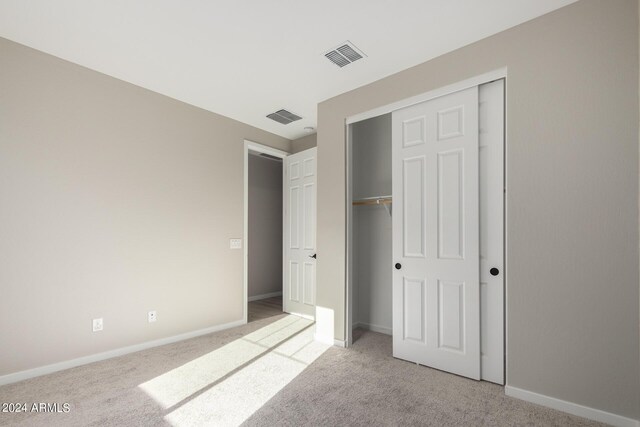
[391,86,481,380]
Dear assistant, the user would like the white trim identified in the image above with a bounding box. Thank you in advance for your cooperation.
[243,140,289,325]
[314,332,341,347]
[505,386,639,427]
[0,319,246,387]
[502,77,509,385]
[282,149,287,316]
[345,67,507,125]
[246,140,289,159]
[248,291,282,302]
[288,311,315,321]
[345,122,353,347]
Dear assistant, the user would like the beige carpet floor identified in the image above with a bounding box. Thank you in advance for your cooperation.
[0,314,603,427]
[247,296,283,323]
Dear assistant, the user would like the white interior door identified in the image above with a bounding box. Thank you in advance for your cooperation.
[284,147,317,319]
[479,79,504,384]
[392,86,480,379]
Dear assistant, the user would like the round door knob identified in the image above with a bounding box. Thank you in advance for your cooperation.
[395,263,402,270]
[490,268,500,276]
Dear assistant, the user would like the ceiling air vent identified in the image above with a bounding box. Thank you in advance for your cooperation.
[266,109,302,125]
[325,41,366,68]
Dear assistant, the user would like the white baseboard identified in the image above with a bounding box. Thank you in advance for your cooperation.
[0,319,246,387]
[247,291,282,302]
[505,386,639,427]
[286,311,314,321]
[313,333,346,348]
[353,321,392,336]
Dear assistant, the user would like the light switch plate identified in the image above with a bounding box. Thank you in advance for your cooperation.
[230,238,242,249]
[92,318,103,332]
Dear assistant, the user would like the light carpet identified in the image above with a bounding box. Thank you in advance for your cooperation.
[0,314,603,426]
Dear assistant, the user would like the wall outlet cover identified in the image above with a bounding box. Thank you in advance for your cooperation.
[230,238,242,249]
[92,318,103,332]
[148,311,157,323]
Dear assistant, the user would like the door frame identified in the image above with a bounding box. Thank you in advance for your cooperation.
[344,68,508,381]
[243,140,289,324]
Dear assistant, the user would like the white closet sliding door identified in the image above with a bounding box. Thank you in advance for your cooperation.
[392,86,481,380]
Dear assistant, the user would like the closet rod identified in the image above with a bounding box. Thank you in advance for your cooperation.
[352,196,392,206]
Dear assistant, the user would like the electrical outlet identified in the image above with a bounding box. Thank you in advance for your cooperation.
[92,318,103,332]
[148,310,157,323]
[230,238,242,249]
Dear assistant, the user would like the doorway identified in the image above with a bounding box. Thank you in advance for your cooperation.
[243,141,288,323]
[346,75,505,384]
[243,141,318,324]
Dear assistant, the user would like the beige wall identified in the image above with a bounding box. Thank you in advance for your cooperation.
[248,154,282,298]
[291,133,317,154]
[0,37,290,377]
[316,0,640,419]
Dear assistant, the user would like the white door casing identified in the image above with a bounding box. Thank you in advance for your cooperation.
[392,86,480,379]
[284,147,317,319]
[479,80,505,384]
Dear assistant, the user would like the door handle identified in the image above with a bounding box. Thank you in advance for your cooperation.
[395,263,401,270]
[309,254,317,259]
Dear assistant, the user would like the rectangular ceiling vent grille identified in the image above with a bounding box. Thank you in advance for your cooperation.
[325,41,366,68]
[266,109,302,125]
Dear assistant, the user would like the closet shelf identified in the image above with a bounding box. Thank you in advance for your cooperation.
[352,196,392,206]
[352,196,392,216]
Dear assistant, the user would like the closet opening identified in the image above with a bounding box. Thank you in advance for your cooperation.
[346,74,505,385]
[348,114,393,338]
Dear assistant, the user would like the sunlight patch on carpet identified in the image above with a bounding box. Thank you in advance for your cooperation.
[138,315,314,409]
[163,326,329,426]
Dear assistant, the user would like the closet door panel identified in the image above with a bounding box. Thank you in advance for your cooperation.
[402,156,426,258]
[392,86,480,380]
[437,149,464,260]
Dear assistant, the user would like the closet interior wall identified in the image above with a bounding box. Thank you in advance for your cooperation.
[351,113,392,336]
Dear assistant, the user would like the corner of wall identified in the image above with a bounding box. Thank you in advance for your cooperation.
[290,133,317,154]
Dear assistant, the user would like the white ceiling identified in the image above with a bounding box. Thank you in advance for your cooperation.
[0,0,576,140]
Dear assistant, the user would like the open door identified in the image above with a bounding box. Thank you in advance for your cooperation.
[392,86,480,380]
[284,147,317,319]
